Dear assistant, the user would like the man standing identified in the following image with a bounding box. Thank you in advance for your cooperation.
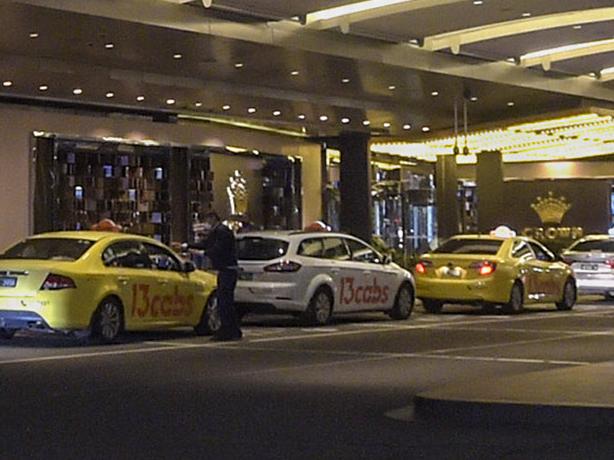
[185,211,242,341]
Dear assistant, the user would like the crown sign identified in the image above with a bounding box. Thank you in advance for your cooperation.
[531,192,572,224]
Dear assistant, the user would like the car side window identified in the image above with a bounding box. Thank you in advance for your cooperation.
[529,242,554,262]
[321,237,350,261]
[102,241,153,269]
[512,241,533,259]
[345,238,382,264]
[297,238,324,258]
[144,243,181,271]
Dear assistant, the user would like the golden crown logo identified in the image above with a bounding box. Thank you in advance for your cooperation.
[531,192,571,224]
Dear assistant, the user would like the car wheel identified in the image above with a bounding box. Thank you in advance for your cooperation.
[0,328,17,339]
[556,279,576,311]
[422,299,443,314]
[195,292,221,336]
[504,282,524,314]
[92,298,124,344]
[302,287,333,326]
[389,283,415,320]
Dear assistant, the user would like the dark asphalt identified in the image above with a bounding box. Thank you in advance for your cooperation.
[1,299,614,459]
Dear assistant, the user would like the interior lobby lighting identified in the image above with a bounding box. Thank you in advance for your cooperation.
[194,101,203,107]
[2,80,13,87]
[222,104,231,110]
[234,62,244,69]
[319,115,329,122]
[362,120,371,126]
[136,95,145,102]
[341,78,350,83]
[72,88,82,95]
[421,126,431,132]
[403,124,411,130]
[388,85,396,90]
[273,110,282,116]
[247,107,257,113]
[341,117,351,124]
[173,53,183,59]
[521,12,531,17]
[573,25,582,30]
[291,70,300,76]
[472,1,483,5]
[29,32,39,39]
[507,101,515,107]
[38,85,48,91]
[105,92,115,98]
[298,114,306,120]
[470,96,478,102]
[166,98,176,105]
[105,43,115,49]
[431,91,439,96]
[383,122,391,128]
[521,38,614,70]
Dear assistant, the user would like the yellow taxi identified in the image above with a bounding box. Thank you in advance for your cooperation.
[415,229,576,314]
[0,231,218,343]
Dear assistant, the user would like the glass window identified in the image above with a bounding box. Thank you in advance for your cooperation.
[434,238,502,255]
[103,241,153,269]
[321,237,350,260]
[237,237,289,261]
[529,242,554,262]
[297,238,324,258]
[345,238,382,264]
[512,241,533,259]
[568,239,614,253]
[144,243,181,271]
[0,238,94,261]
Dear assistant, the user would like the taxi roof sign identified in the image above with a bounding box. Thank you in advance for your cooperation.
[490,225,517,238]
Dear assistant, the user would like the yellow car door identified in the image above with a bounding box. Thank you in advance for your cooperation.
[528,241,566,301]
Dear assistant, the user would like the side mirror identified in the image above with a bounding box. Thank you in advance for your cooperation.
[382,254,392,265]
[183,260,196,273]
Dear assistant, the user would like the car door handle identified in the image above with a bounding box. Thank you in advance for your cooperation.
[117,276,130,285]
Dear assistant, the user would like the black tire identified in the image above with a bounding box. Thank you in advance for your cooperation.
[422,299,443,314]
[0,328,17,339]
[556,279,576,311]
[195,292,222,336]
[389,283,415,320]
[504,282,524,314]
[301,287,333,326]
[91,297,124,344]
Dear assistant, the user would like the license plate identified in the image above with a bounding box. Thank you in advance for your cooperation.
[0,276,17,288]
[239,272,254,281]
[580,264,599,271]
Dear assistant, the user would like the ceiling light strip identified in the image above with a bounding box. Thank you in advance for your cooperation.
[521,38,614,70]
[423,7,614,53]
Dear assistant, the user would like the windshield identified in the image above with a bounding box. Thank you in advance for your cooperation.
[237,237,289,261]
[434,238,502,255]
[568,239,614,253]
[0,238,95,261]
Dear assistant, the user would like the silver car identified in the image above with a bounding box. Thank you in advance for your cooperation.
[561,235,614,299]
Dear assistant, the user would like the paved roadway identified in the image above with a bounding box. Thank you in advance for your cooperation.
[1,299,614,459]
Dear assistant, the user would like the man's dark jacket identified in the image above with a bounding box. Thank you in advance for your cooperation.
[189,223,237,270]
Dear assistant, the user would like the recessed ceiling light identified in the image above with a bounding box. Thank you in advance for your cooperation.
[319,115,329,122]
[470,96,478,102]
[383,122,391,128]
[341,117,351,124]
[588,72,598,78]
[222,104,231,110]
[431,90,439,96]
[341,78,350,84]
[235,62,244,69]
[291,16,300,21]
[104,43,114,49]
[297,114,306,120]
[473,0,484,5]
[273,110,282,116]
[421,126,431,132]
[248,107,257,113]
[2,80,13,87]
[105,92,115,98]
[521,12,531,17]
[362,120,371,126]
[72,88,82,95]
[388,85,396,90]
[507,101,515,107]
[290,70,300,76]
[573,25,582,30]
[136,96,145,102]
[29,32,39,39]
[166,98,176,105]
[506,57,516,63]
[409,38,419,45]
[38,84,48,91]
[403,124,411,130]
[194,101,203,107]
[173,53,183,59]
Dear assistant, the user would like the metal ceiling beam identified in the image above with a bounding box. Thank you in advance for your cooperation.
[424,7,614,53]
[8,0,614,103]
[521,38,614,71]
[304,0,464,32]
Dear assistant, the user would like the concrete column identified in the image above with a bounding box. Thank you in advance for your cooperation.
[435,155,460,239]
[476,150,504,233]
[339,132,372,242]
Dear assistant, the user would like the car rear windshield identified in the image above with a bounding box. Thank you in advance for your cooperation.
[434,238,502,255]
[568,239,614,253]
[0,238,95,261]
[237,237,289,261]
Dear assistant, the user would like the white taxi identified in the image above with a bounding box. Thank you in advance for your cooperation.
[234,231,415,325]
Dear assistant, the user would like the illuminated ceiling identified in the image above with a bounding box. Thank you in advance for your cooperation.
[371,111,614,164]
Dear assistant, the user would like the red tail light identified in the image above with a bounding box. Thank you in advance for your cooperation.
[469,261,497,276]
[606,260,614,269]
[415,260,432,274]
[263,261,302,273]
[41,273,76,290]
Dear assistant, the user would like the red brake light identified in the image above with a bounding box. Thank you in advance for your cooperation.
[263,261,302,273]
[469,261,496,276]
[415,263,426,274]
[606,260,614,269]
[41,273,76,290]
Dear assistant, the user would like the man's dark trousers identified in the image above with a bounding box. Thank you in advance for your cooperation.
[217,268,240,336]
